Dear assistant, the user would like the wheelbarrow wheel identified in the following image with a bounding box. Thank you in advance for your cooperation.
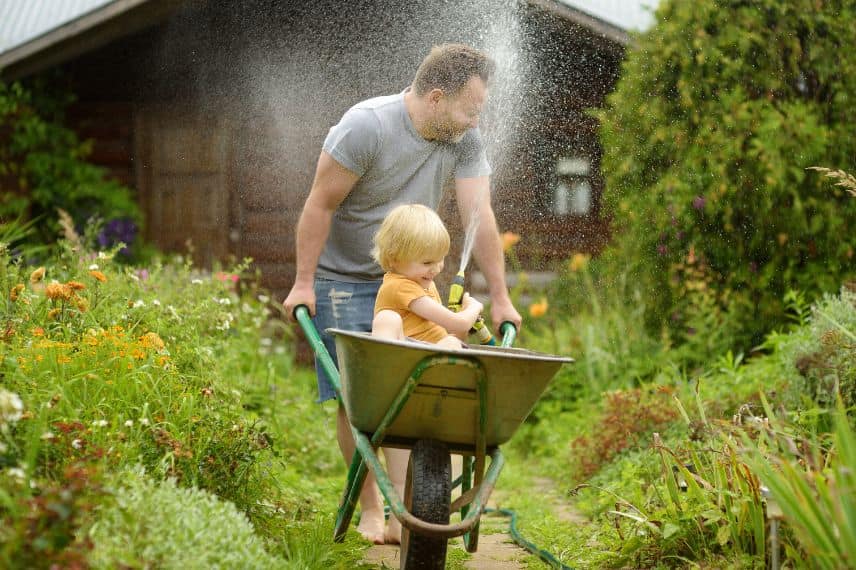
[400,439,451,570]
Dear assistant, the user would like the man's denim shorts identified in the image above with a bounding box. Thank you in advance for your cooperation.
[312,277,382,403]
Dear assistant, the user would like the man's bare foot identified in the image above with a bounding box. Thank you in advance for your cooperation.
[384,516,402,545]
[357,508,385,545]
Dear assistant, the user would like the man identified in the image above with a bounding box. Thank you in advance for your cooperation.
[283,43,522,544]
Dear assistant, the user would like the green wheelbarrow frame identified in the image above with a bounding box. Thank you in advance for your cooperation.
[294,305,572,551]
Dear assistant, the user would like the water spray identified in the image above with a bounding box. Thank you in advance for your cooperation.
[447,270,495,345]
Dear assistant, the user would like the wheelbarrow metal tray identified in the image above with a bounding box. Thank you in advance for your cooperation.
[330,329,573,448]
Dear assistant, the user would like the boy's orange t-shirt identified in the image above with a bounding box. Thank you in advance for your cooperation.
[374,272,448,343]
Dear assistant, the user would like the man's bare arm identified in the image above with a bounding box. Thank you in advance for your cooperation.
[283,151,360,319]
[454,176,522,330]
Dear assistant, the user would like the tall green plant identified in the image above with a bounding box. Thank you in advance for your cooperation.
[597,0,856,350]
[742,404,856,569]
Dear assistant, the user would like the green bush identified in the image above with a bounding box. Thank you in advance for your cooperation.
[89,468,285,569]
[597,0,856,350]
[0,80,143,257]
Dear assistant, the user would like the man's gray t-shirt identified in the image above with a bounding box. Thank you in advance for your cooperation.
[317,89,492,283]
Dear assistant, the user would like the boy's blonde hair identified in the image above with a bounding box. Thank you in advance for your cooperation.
[372,204,450,272]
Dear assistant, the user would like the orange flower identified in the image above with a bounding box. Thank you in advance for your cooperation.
[568,253,590,272]
[139,332,165,350]
[66,281,86,291]
[89,270,107,283]
[29,267,46,284]
[10,283,25,301]
[32,327,45,337]
[501,232,520,253]
[45,283,73,301]
[528,297,549,318]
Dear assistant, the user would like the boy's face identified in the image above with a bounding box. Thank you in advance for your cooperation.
[392,256,445,289]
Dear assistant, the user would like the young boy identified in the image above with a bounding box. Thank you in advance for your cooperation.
[372,204,484,349]
[365,204,483,544]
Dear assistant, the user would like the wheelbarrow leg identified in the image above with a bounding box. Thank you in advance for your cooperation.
[334,451,370,542]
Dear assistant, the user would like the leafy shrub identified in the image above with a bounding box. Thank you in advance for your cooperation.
[0,80,142,257]
[597,0,856,350]
[0,463,104,569]
[89,468,285,569]
[569,388,678,481]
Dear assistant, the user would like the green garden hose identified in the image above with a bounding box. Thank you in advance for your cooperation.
[483,507,574,570]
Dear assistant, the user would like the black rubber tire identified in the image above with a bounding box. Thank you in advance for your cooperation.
[400,439,451,570]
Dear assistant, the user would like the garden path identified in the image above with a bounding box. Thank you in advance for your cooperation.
[361,476,584,568]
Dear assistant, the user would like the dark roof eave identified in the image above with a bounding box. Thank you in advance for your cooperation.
[526,0,631,47]
[0,0,184,80]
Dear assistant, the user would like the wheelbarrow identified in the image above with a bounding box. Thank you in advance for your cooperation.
[294,305,572,569]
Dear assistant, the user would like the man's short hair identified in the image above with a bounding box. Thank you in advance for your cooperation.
[413,44,495,97]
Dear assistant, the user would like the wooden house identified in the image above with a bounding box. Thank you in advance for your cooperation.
[0,0,657,298]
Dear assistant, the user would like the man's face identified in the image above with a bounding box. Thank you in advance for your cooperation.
[432,76,488,143]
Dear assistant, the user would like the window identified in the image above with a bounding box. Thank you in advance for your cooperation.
[553,156,592,216]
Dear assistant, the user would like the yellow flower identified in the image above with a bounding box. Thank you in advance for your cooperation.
[139,332,165,350]
[47,308,62,320]
[10,284,25,301]
[29,267,46,283]
[45,283,73,301]
[76,297,90,312]
[568,253,590,272]
[528,298,549,318]
[89,270,107,283]
[501,231,520,253]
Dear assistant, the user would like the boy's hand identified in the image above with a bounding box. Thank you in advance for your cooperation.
[461,293,483,315]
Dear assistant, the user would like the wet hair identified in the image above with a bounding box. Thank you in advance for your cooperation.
[412,43,495,97]
[372,204,450,272]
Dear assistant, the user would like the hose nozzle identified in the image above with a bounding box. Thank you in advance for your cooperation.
[446,270,495,345]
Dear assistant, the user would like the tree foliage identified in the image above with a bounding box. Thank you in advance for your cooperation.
[0,80,141,250]
[597,0,856,348]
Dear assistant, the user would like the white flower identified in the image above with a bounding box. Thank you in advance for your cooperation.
[260,338,272,347]
[0,389,24,424]
[191,279,203,285]
[92,419,108,428]
[40,431,55,440]
[257,295,270,304]
[7,467,26,481]
[274,346,285,355]
[97,251,111,260]
[242,302,254,314]
[132,299,146,308]
[124,420,134,427]
[152,299,161,306]
[71,439,83,449]
[89,263,99,270]
[217,297,231,305]
[139,418,150,426]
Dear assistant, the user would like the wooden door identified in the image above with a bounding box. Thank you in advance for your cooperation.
[135,107,230,267]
